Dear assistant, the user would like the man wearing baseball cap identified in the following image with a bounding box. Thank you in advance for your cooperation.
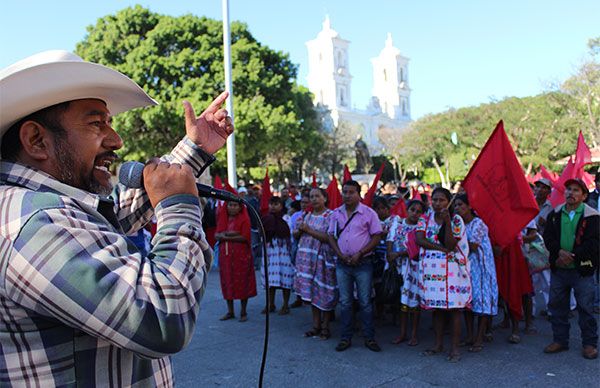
[0,50,233,386]
[543,178,599,359]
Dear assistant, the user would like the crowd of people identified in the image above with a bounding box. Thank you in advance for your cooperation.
[209,174,599,362]
[0,49,597,386]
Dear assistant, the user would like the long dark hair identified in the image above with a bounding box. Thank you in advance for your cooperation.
[431,187,453,247]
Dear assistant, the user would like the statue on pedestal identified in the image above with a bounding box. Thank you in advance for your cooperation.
[354,135,372,174]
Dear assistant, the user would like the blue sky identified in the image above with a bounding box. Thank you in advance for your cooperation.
[1,1,598,119]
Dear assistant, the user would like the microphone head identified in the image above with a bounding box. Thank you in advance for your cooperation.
[118,161,145,188]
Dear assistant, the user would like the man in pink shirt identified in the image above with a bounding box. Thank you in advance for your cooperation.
[328,180,383,352]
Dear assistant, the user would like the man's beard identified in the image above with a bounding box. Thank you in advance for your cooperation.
[53,136,112,196]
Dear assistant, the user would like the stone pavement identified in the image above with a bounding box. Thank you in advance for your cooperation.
[173,269,599,387]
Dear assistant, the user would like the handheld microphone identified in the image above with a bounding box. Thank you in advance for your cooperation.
[119,161,242,203]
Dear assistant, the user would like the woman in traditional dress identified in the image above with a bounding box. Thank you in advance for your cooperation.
[216,201,257,322]
[387,199,426,346]
[454,194,498,352]
[261,196,294,315]
[293,188,337,339]
[417,188,471,362]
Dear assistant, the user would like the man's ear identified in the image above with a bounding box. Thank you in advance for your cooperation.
[18,121,51,161]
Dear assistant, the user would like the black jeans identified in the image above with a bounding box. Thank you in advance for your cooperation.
[548,269,598,347]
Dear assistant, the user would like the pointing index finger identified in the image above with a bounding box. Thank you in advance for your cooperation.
[204,91,229,115]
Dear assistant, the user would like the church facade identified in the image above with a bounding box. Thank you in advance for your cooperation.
[306,17,412,155]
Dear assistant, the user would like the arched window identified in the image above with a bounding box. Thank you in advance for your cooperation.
[400,68,404,82]
[383,69,387,82]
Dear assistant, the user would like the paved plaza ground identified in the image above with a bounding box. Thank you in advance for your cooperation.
[173,269,599,387]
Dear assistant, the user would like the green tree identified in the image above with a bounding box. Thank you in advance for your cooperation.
[76,5,323,180]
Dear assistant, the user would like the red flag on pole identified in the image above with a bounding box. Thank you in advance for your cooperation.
[539,165,557,183]
[343,164,352,183]
[260,169,272,215]
[223,181,238,195]
[548,157,575,207]
[326,176,343,210]
[362,163,384,207]
[312,172,318,188]
[390,198,407,218]
[214,175,223,190]
[574,130,592,168]
[462,120,539,247]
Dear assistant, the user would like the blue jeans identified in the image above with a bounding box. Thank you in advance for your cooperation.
[336,261,375,341]
[548,269,598,347]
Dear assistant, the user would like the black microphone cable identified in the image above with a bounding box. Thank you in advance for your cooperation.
[240,199,269,388]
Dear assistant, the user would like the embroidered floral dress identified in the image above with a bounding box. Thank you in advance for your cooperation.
[387,217,421,308]
[261,213,294,289]
[465,217,498,315]
[418,212,471,309]
[293,210,338,311]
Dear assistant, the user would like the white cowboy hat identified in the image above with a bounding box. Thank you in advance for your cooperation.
[0,50,157,139]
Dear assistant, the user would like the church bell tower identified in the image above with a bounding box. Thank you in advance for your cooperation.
[306,16,352,111]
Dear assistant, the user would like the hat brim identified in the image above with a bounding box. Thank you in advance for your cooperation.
[564,178,589,194]
[0,60,157,135]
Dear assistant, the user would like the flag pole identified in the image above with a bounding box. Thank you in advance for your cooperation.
[222,0,237,187]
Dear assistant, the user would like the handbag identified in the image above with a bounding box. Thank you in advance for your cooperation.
[523,233,550,273]
[376,263,403,304]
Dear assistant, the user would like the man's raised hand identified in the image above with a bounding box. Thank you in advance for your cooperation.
[183,91,234,154]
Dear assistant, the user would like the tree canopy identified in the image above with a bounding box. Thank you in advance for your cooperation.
[76,5,322,181]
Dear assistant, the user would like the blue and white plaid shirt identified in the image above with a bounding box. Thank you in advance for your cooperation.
[0,138,212,387]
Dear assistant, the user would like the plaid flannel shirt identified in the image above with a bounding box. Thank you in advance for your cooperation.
[0,137,212,387]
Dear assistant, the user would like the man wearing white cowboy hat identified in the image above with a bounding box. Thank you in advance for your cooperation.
[0,50,233,386]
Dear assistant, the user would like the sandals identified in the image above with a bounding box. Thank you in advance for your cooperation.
[320,328,331,340]
[239,314,248,323]
[335,339,352,352]
[468,344,484,353]
[391,335,406,345]
[507,333,521,344]
[407,338,419,347]
[304,327,321,338]
[524,326,538,335]
[446,352,461,362]
[219,312,235,321]
[421,348,444,356]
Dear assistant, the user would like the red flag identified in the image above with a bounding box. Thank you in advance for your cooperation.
[583,171,595,188]
[462,120,539,247]
[312,172,318,188]
[548,157,576,207]
[390,198,407,218]
[495,239,534,321]
[260,169,272,215]
[410,186,419,200]
[214,175,223,190]
[223,181,238,195]
[343,164,352,183]
[575,131,592,168]
[539,165,557,183]
[362,163,384,207]
[326,176,343,210]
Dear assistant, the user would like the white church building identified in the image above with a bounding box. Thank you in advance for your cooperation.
[306,17,412,154]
